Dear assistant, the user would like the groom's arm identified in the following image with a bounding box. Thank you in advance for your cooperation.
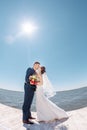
[25,68,34,83]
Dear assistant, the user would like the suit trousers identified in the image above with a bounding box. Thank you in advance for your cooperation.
[22,83,34,121]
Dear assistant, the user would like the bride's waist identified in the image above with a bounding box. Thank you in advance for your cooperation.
[36,87,43,92]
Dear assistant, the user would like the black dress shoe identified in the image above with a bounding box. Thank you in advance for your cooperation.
[29,116,36,119]
[23,120,34,124]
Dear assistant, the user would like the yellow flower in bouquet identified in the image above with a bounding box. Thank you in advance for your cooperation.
[29,75,40,85]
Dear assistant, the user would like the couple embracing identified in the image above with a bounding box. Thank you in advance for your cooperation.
[22,62,68,124]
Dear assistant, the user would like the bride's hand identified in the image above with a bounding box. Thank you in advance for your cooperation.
[36,82,41,86]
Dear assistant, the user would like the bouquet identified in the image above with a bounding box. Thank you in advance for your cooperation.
[29,74,40,85]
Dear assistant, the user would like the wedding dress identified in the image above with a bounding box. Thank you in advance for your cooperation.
[36,74,68,122]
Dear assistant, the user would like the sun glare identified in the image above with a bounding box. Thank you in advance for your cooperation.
[21,22,37,35]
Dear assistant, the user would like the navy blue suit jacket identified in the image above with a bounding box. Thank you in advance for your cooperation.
[25,67,36,91]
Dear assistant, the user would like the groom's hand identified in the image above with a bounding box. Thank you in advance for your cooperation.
[29,76,32,80]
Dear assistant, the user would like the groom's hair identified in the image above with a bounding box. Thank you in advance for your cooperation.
[34,61,40,65]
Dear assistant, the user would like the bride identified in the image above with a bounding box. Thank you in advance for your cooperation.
[36,66,68,122]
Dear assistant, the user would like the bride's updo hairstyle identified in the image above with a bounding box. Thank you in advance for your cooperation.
[41,66,46,74]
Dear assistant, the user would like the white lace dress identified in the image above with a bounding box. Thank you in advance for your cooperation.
[36,85,68,122]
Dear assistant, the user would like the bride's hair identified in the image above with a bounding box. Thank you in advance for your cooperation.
[41,66,46,74]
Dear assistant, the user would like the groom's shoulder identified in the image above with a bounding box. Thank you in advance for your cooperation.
[26,67,32,71]
[26,67,34,73]
[27,67,32,69]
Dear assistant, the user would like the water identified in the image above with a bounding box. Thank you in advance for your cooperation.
[0,87,87,111]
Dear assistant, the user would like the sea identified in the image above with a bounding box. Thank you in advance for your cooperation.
[0,87,87,111]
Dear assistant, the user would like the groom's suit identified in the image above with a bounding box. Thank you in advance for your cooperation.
[22,67,36,121]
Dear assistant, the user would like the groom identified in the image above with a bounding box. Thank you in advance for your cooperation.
[22,61,40,124]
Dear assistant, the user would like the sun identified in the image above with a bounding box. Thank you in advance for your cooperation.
[21,22,37,35]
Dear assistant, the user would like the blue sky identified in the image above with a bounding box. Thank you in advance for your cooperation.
[0,0,87,91]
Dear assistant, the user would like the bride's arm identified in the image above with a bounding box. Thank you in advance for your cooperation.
[37,74,43,86]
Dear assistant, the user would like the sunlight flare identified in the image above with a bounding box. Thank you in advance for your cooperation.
[21,22,38,35]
